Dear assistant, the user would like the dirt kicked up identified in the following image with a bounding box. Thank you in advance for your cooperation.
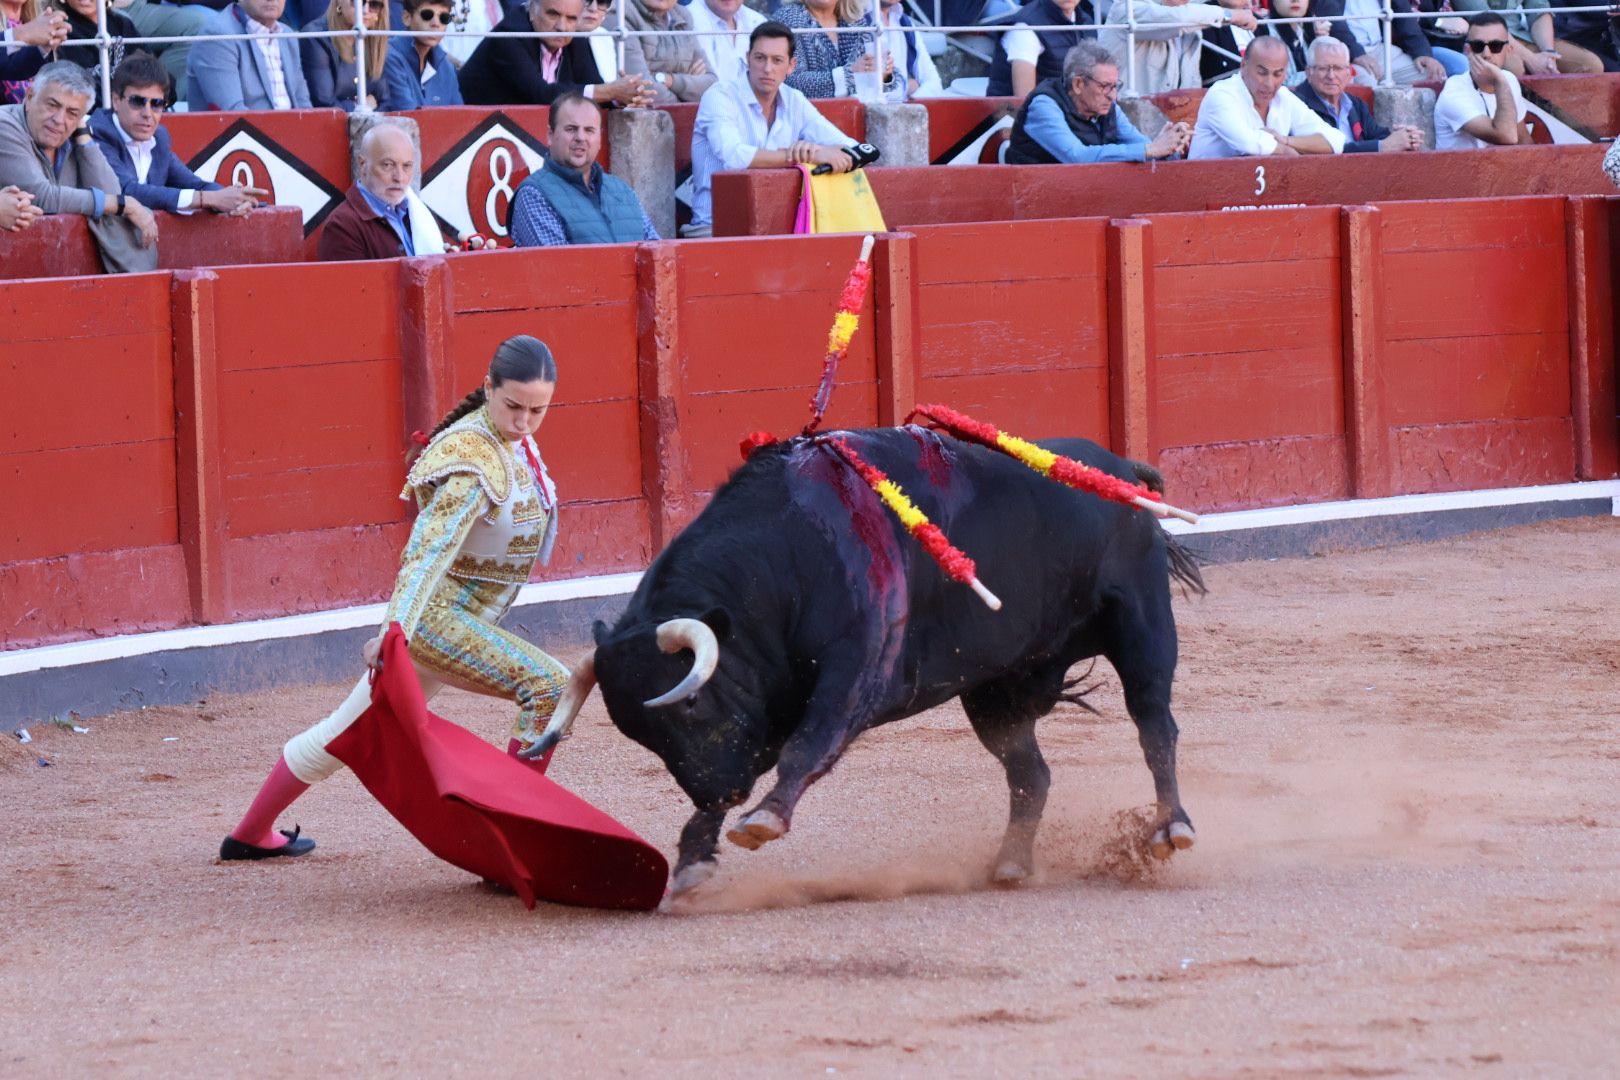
[2,518,1617,1077]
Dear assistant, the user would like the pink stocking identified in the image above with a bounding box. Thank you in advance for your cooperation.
[229,756,310,849]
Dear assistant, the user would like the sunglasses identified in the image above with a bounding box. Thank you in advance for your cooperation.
[121,92,166,111]
[1465,39,1508,54]
[413,8,453,22]
[584,0,612,7]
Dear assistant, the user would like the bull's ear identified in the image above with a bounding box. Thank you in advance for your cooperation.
[591,619,611,646]
[700,607,731,644]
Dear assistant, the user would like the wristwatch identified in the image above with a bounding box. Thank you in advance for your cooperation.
[72,126,92,143]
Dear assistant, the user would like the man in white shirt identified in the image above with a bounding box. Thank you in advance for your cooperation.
[1189,36,1345,158]
[689,0,767,84]
[1433,13,1529,151]
[686,20,858,238]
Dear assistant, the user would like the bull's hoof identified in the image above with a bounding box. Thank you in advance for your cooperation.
[670,854,722,900]
[991,859,1032,886]
[725,809,785,850]
[1149,821,1197,860]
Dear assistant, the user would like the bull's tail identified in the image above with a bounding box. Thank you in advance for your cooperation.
[1166,534,1207,597]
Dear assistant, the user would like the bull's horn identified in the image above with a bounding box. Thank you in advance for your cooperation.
[522,652,597,759]
[643,618,720,708]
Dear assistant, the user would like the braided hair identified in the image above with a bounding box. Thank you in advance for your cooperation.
[420,336,558,448]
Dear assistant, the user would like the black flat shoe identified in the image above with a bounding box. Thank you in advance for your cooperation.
[219,826,317,861]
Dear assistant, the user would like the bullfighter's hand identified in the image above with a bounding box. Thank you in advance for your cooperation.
[362,631,386,670]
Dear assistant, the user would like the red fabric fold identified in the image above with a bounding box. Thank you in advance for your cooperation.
[325,626,668,911]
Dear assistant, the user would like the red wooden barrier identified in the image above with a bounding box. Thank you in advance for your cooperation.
[907,219,1111,443]
[1,274,192,643]
[0,206,305,281]
[713,142,1613,236]
[166,110,351,258]
[3,198,1616,650]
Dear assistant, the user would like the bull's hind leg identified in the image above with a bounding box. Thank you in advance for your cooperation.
[1104,593,1195,859]
[961,677,1054,884]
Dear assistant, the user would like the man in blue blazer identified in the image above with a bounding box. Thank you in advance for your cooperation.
[1292,36,1425,153]
[92,53,265,215]
[186,0,313,112]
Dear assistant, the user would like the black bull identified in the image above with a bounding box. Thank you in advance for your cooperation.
[531,426,1206,896]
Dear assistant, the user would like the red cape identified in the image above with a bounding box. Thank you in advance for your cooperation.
[326,626,667,910]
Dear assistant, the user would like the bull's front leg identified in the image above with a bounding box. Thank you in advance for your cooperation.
[669,805,729,897]
[726,680,872,851]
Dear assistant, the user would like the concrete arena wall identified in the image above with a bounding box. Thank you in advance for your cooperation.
[2,197,1616,652]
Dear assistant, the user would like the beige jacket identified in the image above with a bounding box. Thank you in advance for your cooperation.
[1100,1,1227,94]
[622,0,719,103]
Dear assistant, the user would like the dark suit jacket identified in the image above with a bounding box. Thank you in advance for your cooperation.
[1293,79,1390,153]
[0,43,45,84]
[88,109,222,214]
[457,7,604,106]
[317,185,406,262]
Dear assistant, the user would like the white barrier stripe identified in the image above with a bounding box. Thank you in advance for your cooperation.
[1160,480,1620,536]
[5,481,1618,677]
[0,571,643,678]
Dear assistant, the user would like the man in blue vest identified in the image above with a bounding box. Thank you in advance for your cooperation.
[1006,42,1190,164]
[986,0,1092,99]
[508,92,659,247]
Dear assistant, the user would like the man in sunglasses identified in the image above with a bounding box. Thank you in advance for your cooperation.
[90,52,264,216]
[1433,13,1530,150]
[1006,42,1190,165]
[384,0,464,108]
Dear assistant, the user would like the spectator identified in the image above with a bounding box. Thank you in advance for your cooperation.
[509,92,658,246]
[1101,0,1247,95]
[1188,35,1344,157]
[318,121,459,259]
[879,0,943,100]
[1,3,68,105]
[623,0,716,104]
[1257,0,1367,85]
[774,0,881,100]
[44,0,137,82]
[383,0,463,108]
[0,61,157,271]
[302,0,397,112]
[1293,37,1423,152]
[1,182,40,229]
[986,0,1088,99]
[91,52,265,216]
[580,0,620,83]
[1549,0,1620,72]
[1433,12,1529,149]
[688,0,765,84]
[1450,0,1604,75]
[457,0,653,107]
[440,0,501,67]
[120,0,213,88]
[1201,0,1262,85]
[687,20,857,237]
[1006,40,1189,163]
[187,0,314,112]
[1325,0,1454,84]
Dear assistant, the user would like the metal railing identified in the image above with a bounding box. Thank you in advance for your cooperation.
[23,1,1612,110]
